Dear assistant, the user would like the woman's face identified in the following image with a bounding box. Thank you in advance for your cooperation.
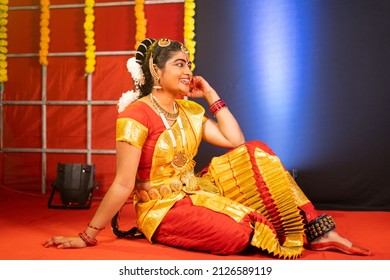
[158,50,192,96]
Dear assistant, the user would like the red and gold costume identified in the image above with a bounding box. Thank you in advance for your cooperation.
[116,99,318,259]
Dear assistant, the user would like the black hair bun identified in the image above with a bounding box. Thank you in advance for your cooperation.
[135,38,155,64]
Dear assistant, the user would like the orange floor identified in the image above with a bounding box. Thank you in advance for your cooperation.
[1,185,389,260]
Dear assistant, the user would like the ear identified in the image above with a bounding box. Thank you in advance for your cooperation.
[153,64,162,77]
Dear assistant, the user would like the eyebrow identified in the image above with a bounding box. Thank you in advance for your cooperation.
[173,58,189,63]
[172,58,192,67]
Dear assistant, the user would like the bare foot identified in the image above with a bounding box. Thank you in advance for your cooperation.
[311,231,352,246]
[308,231,371,256]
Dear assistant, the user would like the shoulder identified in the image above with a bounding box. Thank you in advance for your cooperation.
[177,99,205,115]
[118,100,148,116]
[118,100,155,124]
[116,101,152,148]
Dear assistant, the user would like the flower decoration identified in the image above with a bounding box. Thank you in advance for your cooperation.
[117,0,147,112]
[117,90,140,113]
[117,57,145,112]
[134,0,147,50]
[84,0,96,73]
[184,0,196,71]
[0,0,8,83]
[39,0,50,66]
[127,57,145,87]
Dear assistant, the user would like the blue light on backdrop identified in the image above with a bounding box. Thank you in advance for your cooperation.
[232,0,312,168]
[253,1,297,137]
[195,0,390,210]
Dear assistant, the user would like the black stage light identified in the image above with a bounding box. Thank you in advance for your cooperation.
[48,163,97,209]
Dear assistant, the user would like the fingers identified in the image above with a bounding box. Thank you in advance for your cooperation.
[192,76,212,95]
[186,78,206,98]
[43,236,83,249]
[42,240,52,248]
[192,76,204,90]
[42,236,63,248]
[57,241,73,249]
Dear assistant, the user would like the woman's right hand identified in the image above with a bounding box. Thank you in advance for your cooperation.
[43,235,87,249]
[186,76,217,102]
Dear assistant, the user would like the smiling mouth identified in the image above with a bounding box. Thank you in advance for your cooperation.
[180,78,191,85]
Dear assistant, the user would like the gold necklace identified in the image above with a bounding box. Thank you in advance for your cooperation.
[150,93,179,121]
[157,108,189,169]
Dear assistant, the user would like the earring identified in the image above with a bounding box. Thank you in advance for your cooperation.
[149,56,162,90]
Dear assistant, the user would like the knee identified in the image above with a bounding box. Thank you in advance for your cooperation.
[245,140,276,156]
[210,224,252,255]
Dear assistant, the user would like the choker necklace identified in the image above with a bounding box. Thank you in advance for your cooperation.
[150,93,179,121]
[156,106,189,169]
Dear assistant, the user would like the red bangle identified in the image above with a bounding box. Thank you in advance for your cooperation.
[88,223,105,231]
[79,231,98,246]
[209,99,227,116]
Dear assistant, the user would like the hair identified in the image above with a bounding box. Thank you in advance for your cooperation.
[135,38,185,98]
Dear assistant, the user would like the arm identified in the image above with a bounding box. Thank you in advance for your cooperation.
[43,141,141,249]
[186,76,245,148]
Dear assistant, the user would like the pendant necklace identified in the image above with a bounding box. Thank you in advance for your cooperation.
[150,94,189,169]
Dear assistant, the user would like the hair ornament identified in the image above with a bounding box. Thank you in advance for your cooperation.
[127,57,145,86]
[158,38,171,47]
[136,51,145,57]
[117,90,140,113]
[181,44,189,54]
[117,38,158,112]
[149,56,160,83]
[139,42,148,51]
[145,38,155,45]
[117,56,145,112]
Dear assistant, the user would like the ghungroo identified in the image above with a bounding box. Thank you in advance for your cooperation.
[305,214,336,242]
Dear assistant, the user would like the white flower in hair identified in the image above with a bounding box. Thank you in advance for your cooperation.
[126,57,145,86]
[117,56,145,112]
[117,90,140,113]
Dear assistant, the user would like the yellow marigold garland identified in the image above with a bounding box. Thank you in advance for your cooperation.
[184,0,196,71]
[84,0,96,73]
[0,0,8,83]
[134,0,146,50]
[39,0,50,66]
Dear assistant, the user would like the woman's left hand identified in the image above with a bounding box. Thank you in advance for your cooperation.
[43,235,87,249]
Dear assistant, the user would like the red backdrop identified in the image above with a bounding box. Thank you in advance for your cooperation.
[2,0,185,196]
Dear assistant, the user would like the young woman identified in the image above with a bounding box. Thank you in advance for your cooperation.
[43,38,371,258]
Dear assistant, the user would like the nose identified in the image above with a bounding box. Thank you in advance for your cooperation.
[184,65,192,77]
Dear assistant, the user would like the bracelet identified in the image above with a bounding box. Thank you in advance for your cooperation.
[88,223,105,231]
[79,231,98,246]
[305,214,336,242]
[209,99,227,116]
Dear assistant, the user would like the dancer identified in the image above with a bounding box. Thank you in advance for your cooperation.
[44,38,371,258]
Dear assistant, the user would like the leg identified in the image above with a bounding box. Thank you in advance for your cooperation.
[154,196,305,259]
[153,197,252,255]
[201,140,371,256]
[304,213,371,256]
[289,174,372,256]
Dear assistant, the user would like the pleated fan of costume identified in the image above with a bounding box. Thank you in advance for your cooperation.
[201,141,305,259]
